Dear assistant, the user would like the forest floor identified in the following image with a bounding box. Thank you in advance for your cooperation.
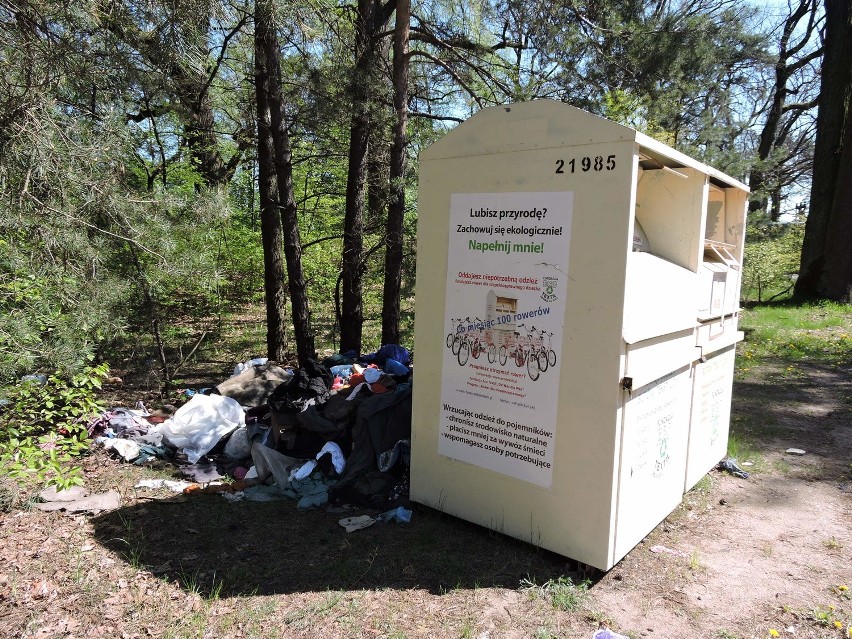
[1,313,851,639]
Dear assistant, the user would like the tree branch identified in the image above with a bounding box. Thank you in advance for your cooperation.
[409,110,464,123]
[408,49,484,108]
[22,193,166,263]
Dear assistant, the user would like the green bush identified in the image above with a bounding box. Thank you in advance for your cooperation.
[741,222,804,303]
[0,363,109,489]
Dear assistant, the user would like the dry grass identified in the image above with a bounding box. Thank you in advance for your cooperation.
[0,449,603,639]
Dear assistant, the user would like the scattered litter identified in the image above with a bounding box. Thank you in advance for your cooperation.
[155,394,244,463]
[742,461,753,466]
[375,506,412,523]
[98,437,141,462]
[339,515,376,532]
[593,628,630,639]
[232,357,269,377]
[649,545,690,558]
[717,457,750,478]
[182,481,254,495]
[134,479,192,493]
[36,488,120,514]
[80,351,413,515]
[785,448,806,456]
[222,484,282,502]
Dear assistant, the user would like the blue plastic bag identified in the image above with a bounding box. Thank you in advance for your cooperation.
[375,506,412,523]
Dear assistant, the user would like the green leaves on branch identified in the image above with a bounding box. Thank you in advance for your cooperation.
[742,223,805,303]
[0,363,109,489]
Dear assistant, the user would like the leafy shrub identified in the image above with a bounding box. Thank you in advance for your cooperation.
[742,222,804,303]
[0,363,109,489]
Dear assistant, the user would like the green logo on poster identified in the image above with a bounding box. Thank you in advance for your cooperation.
[541,276,558,303]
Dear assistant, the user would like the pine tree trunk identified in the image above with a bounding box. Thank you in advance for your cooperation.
[341,0,381,353]
[254,0,288,360]
[381,0,409,346]
[795,0,852,302]
[259,0,315,365]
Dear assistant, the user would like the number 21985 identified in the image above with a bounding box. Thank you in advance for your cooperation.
[555,154,616,174]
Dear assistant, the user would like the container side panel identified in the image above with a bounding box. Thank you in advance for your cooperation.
[684,346,737,491]
[412,133,635,569]
[613,365,692,563]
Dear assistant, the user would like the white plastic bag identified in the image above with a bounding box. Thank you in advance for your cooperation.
[232,357,269,377]
[223,426,252,459]
[159,394,244,463]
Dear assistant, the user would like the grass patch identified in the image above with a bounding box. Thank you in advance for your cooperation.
[738,302,852,368]
[521,576,591,612]
[824,537,844,551]
[725,429,766,472]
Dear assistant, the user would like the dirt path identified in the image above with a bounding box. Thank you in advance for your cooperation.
[592,360,852,638]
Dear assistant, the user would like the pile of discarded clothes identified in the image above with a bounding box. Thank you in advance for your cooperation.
[89,345,413,510]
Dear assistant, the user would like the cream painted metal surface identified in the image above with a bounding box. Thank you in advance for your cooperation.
[411,100,748,570]
[685,346,737,491]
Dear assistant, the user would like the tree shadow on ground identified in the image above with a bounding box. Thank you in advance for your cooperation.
[90,355,852,601]
[731,359,852,478]
[91,494,585,599]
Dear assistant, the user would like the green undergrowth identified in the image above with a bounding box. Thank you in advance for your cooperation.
[738,301,852,370]
[0,362,109,488]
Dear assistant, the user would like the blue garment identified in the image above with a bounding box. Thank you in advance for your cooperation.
[330,364,354,379]
[282,470,337,510]
[361,344,411,366]
[383,359,409,376]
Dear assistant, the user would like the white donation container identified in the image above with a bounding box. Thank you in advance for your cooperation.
[410,100,748,570]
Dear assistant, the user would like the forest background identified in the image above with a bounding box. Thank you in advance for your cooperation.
[1,0,850,482]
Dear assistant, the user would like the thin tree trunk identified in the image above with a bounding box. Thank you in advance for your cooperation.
[254,1,288,360]
[260,0,315,365]
[341,0,380,353]
[381,0,409,346]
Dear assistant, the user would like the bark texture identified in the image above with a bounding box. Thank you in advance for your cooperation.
[795,0,852,301]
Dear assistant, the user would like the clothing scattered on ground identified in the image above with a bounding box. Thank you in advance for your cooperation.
[84,345,415,518]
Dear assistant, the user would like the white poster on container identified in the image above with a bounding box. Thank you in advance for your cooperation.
[438,191,573,487]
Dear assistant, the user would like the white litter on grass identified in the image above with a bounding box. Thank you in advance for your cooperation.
[339,515,375,533]
[134,479,193,493]
[232,357,269,377]
[785,448,807,455]
[98,437,141,462]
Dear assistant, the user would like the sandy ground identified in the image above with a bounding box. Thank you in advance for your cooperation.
[591,360,852,638]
